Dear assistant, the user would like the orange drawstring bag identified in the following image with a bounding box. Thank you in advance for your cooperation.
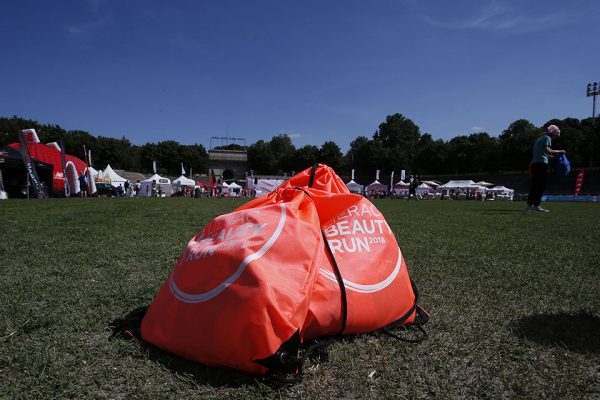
[141,164,425,374]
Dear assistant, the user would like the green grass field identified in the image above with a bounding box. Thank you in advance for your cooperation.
[1,197,599,399]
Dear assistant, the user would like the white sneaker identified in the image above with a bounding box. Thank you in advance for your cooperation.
[534,206,549,212]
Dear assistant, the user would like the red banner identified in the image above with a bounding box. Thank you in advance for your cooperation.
[574,169,585,195]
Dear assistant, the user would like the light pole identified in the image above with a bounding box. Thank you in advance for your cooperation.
[587,82,599,126]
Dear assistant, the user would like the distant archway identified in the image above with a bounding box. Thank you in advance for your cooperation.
[222,169,234,181]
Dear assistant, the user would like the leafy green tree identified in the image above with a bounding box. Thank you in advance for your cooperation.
[414,133,448,175]
[248,139,276,174]
[318,141,343,171]
[269,134,296,173]
[498,119,539,172]
[295,145,320,170]
[373,113,421,171]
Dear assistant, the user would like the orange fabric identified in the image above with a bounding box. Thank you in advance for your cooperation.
[142,165,417,374]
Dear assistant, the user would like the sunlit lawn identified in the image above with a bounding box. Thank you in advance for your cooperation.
[1,197,599,399]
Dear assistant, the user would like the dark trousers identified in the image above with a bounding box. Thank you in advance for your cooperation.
[527,163,548,206]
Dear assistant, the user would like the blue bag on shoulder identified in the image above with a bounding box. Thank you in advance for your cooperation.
[555,153,570,176]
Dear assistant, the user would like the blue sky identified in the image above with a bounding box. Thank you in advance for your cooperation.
[1,0,598,151]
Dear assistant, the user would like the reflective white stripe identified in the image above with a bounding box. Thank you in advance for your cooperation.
[318,247,402,293]
[170,203,287,303]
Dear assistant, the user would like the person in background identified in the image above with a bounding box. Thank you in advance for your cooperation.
[408,175,419,200]
[527,124,566,212]
[78,172,88,198]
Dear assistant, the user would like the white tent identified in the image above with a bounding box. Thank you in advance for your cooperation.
[226,182,242,196]
[417,182,432,195]
[489,185,514,193]
[99,164,127,187]
[421,180,441,187]
[393,180,410,196]
[437,180,476,190]
[172,175,195,186]
[249,179,285,197]
[489,185,514,200]
[345,179,364,194]
[474,181,494,187]
[139,174,172,197]
[366,180,387,193]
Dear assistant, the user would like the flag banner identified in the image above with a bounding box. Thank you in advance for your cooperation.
[351,169,355,180]
[60,138,70,197]
[153,161,157,174]
[574,169,585,195]
[18,130,46,198]
[88,149,92,167]
[401,170,405,181]
[376,169,380,180]
[181,162,186,176]
[390,171,394,190]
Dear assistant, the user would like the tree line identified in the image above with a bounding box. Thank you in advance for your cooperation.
[1,114,598,178]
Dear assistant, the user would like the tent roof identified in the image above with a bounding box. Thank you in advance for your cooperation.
[366,180,387,190]
[474,181,494,187]
[173,175,195,186]
[490,185,514,192]
[101,164,127,182]
[346,180,363,187]
[142,173,171,184]
[421,180,440,187]
[417,183,430,189]
[227,182,242,189]
[438,180,475,189]
[394,181,409,187]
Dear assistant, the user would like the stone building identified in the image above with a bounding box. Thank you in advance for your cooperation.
[208,149,248,180]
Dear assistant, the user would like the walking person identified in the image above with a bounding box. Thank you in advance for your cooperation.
[408,175,419,200]
[527,125,566,212]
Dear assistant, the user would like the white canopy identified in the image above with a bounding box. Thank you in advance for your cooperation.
[140,174,172,197]
[474,181,494,187]
[99,164,127,187]
[142,173,171,184]
[394,180,410,188]
[346,180,364,194]
[421,180,440,187]
[248,179,285,197]
[438,180,475,189]
[366,180,387,192]
[224,181,242,197]
[173,175,195,186]
[489,185,514,193]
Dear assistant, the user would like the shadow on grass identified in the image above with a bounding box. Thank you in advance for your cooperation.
[109,306,298,389]
[513,311,600,354]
